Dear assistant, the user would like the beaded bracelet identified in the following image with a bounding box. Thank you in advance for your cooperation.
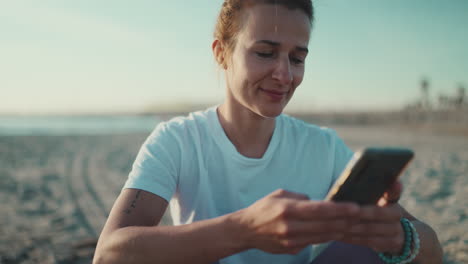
[401,220,420,264]
[377,218,420,264]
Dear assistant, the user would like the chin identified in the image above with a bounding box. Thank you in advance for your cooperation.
[255,104,285,119]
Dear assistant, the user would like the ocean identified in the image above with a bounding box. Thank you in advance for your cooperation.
[0,115,162,135]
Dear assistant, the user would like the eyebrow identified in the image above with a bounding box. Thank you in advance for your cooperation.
[255,40,309,53]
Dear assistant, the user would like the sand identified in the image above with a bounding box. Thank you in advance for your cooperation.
[0,123,467,263]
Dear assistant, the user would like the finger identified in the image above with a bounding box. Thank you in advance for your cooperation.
[271,189,310,201]
[292,201,360,220]
[359,205,401,222]
[387,180,403,195]
[381,181,403,205]
[282,219,353,237]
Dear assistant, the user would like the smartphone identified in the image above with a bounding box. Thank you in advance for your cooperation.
[325,148,414,205]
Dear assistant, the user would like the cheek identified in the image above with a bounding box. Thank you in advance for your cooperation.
[231,54,253,85]
[292,68,305,89]
[244,55,272,83]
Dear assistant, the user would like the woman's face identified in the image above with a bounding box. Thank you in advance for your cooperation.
[225,4,311,118]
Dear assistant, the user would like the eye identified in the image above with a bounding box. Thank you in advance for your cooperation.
[256,52,274,58]
[290,57,304,65]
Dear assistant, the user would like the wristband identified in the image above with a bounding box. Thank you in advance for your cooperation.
[401,220,420,264]
[377,218,420,264]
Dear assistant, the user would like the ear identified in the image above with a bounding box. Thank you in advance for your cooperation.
[212,39,227,69]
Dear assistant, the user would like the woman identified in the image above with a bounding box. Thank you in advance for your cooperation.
[94,1,443,263]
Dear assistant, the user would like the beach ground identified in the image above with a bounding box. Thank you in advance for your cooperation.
[0,122,467,263]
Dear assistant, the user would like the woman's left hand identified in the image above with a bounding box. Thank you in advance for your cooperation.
[378,180,403,207]
[339,181,405,254]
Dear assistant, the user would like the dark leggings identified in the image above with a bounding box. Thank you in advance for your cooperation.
[310,242,385,264]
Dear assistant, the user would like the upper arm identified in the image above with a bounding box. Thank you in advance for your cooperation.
[100,122,182,235]
[102,122,180,234]
[99,188,168,238]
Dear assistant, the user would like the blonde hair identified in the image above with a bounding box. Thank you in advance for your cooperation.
[214,0,314,67]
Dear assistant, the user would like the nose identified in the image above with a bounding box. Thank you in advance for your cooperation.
[272,56,293,86]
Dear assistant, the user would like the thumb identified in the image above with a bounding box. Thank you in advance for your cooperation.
[271,189,310,201]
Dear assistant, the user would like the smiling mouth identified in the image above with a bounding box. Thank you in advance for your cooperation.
[260,88,288,100]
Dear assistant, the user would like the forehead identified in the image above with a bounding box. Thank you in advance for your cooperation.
[238,4,311,48]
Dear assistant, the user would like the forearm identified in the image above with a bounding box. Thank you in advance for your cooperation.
[94,211,247,264]
[411,220,443,264]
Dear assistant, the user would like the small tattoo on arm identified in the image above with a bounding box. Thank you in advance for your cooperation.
[123,190,142,215]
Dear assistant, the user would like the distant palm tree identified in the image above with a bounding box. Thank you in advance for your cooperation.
[420,78,431,110]
[455,84,466,108]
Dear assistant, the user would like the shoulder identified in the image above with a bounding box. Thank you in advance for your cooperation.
[157,109,211,130]
[148,107,214,141]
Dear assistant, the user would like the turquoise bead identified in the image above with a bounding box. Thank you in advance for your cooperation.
[378,218,420,264]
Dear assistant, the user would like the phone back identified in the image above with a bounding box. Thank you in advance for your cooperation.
[327,148,414,205]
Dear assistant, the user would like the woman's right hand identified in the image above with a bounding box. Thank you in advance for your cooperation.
[232,189,360,254]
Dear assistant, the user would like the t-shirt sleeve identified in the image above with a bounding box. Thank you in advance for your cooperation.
[330,130,355,183]
[123,122,181,202]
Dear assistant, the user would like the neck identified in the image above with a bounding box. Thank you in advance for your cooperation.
[217,100,277,159]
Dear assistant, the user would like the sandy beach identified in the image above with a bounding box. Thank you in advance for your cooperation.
[0,120,467,263]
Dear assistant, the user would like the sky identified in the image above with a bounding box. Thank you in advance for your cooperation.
[1,0,467,114]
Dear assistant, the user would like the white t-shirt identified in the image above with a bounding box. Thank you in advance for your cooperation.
[124,106,354,264]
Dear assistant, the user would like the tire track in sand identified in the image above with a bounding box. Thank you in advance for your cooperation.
[87,150,125,217]
[66,151,108,237]
[65,152,96,237]
[82,156,109,220]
